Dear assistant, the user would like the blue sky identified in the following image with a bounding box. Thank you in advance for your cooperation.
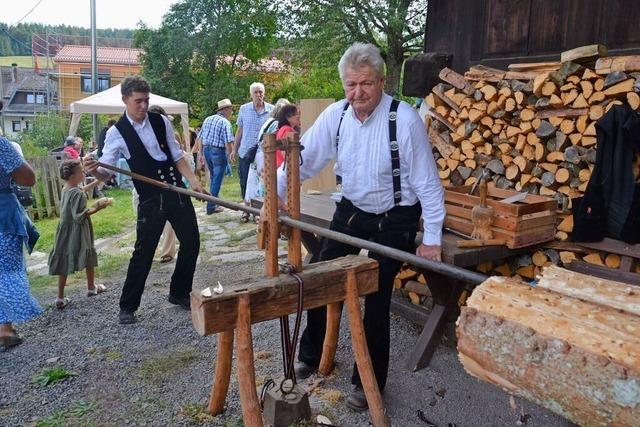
[4,0,177,29]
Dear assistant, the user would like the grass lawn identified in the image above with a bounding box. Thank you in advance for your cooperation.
[217,169,242,202]
[0,55,47,67]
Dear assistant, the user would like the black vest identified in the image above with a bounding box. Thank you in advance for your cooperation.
[115,112,185,200]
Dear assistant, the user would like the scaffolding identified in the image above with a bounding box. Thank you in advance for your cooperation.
[29,32,139,112]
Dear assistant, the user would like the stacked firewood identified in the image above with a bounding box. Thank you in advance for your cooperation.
[427,51,639,221]
[393,266,429,304]
[394,46,640,303]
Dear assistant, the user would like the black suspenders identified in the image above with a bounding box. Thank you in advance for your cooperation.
[388,99,401,205]
[335,99,402,206]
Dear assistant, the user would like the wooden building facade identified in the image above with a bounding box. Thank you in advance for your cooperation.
[403,0,640,96]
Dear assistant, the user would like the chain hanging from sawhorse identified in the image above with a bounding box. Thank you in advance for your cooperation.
[191,133,391,427]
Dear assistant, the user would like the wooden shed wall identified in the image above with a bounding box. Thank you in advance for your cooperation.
[425,0,640,73]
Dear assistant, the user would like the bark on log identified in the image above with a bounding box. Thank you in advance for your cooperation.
[457,272,640,427]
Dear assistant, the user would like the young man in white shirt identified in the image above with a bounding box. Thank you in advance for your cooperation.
[85,76,204,325]
[277,43,445,411]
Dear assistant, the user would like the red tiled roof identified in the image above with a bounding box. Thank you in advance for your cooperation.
[53,45,143,66]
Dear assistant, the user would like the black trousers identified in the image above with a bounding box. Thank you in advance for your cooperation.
[298,198,420,391]
[119,191,200,312]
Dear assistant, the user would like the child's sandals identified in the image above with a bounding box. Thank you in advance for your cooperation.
[87,283,107,297]
[55,297,70,309]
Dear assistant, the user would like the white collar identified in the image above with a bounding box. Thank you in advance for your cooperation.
[126,111,149,128]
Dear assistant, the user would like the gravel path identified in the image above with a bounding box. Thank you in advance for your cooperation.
[1,205,572,427]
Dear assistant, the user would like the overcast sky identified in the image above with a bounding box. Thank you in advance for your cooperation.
[4,0,178,29]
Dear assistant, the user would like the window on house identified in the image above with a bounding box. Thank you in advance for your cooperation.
[24,121,31,130]
[12,121,21,132]
[81,75,111,93]
[26,93,45,104]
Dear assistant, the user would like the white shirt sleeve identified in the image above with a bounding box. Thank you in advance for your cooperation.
[277,105,338,199]
[404,112,445,246]
[163,115,184,163]
[97,126,124,176]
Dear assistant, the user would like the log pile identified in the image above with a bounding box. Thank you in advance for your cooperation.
[393,47,640,307]
[427,49,640,222]
[419,45,640,282]
[393,266,429,306]
[456,265,640,426]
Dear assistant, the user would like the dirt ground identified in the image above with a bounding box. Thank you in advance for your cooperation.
[1,205,572,427]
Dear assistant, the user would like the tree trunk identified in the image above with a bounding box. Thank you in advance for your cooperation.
[385,55,403,96]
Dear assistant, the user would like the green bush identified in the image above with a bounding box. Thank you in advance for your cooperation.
[18,112,69,157]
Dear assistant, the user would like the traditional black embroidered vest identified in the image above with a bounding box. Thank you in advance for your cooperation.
[115,112,185,200]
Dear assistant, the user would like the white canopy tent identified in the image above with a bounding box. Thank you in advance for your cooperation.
[69,84,190,141]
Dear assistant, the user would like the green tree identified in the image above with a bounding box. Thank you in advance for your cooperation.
[17,112,70,158]
[287,0,427,96]
[134,0,278,117]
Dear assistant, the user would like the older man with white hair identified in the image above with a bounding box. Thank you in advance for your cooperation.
[231,82,273,222]
[276,42,445,411]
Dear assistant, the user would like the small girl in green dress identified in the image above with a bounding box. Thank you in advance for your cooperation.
[48,160,112,309]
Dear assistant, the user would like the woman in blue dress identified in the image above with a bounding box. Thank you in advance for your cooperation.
[0,100,42,350]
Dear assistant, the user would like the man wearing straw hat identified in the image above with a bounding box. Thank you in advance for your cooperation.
[197,99,235,214]
[84,75,204,325]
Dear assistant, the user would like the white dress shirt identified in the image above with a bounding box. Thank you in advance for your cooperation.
[277,93,445,245]
[98,112,183,175]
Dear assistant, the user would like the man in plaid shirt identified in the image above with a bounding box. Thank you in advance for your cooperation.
[198,98,235,214]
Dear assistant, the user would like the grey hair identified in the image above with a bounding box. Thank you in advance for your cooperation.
[338,43,385,80]
[249,82,265,95]
[121,75,151,96]
[270,98,290,118]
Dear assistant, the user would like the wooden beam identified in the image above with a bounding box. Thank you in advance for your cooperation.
[191,256,379,335]
[318,302,342,375]
[565,260,640,286]
[458,274,640,426]
[235,294,263,427]
[208,330,234,415]
[345,271,390,427]
[538,265,640,315]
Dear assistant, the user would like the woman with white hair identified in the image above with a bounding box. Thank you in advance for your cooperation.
[243,98,291,216]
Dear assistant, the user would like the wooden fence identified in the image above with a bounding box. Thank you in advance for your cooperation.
[26,156,63,220]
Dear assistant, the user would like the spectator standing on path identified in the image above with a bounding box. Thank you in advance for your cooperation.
[0,100,42,351]
[84,75,204,325]
[230,82,273,223]
[198,98,235,215]
[275,43,445,411]
[244,98,291,206]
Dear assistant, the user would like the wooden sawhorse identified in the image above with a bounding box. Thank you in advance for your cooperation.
[190,133,391,426]
[191,256,388,426]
